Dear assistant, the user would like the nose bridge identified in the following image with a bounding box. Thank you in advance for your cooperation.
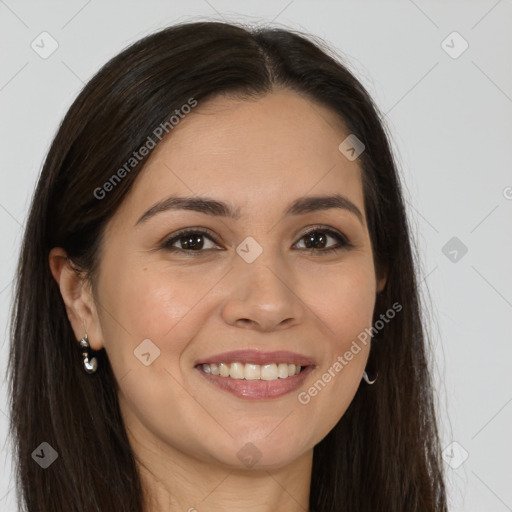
[221,239,304,330]
[236,239,291,300]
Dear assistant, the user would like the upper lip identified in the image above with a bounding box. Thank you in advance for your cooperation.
[194,349,316,367]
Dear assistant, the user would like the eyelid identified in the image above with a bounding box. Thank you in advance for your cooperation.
[296,224,350,242]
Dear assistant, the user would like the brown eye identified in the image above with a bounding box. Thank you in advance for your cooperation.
[176,233,205,250]
[161,226,351,256]
[162,229,220,252]
[303,231,328,249]
[295,228,351,254]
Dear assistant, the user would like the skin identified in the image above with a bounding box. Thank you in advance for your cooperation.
[50,89,386,512]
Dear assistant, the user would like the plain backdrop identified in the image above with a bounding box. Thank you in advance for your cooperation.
[1,1,511,511]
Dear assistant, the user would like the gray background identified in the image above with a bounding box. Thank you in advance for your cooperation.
[1,1,511,510]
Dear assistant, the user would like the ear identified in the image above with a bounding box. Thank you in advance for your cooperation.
[376,262,388,294]
[48,247,105,351]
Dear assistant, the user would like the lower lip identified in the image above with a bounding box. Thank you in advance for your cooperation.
[195,365,315,400]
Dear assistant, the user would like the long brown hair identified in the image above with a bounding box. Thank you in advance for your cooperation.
[7,21,447,511]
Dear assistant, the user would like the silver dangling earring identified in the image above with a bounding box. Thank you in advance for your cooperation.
[362,370,377,385]
[78,333,98,374]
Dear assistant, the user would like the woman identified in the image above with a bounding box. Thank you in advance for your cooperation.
[7,20,447,511]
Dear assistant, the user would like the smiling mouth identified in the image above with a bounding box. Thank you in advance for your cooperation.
[195,362,315,400]
[196,362,308,381]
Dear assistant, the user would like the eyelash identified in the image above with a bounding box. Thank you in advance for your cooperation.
[161,226,352,256]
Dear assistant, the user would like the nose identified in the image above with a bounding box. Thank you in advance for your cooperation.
[220,255,305,332]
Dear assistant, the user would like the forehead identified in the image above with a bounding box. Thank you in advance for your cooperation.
[113,89,365,224]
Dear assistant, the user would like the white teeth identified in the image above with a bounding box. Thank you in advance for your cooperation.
[219,363,230,377]
[230,362,244,379]
[200,362,303,380]
[261,363,278,380]
[278,363,289,378]
[244,363,261,380]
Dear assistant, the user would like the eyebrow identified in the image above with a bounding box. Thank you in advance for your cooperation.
[135,193,364,226]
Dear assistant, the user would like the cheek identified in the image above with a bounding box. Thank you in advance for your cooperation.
[96,265,213,441]
[296,263,376,430]
[101,260,207,338]
[305,260,377,348]
[97,259,230,387]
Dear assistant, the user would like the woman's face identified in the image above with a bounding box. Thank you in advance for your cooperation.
[87,89,385,470]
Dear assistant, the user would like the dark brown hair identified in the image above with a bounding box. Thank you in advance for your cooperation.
[7,20,447,511]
